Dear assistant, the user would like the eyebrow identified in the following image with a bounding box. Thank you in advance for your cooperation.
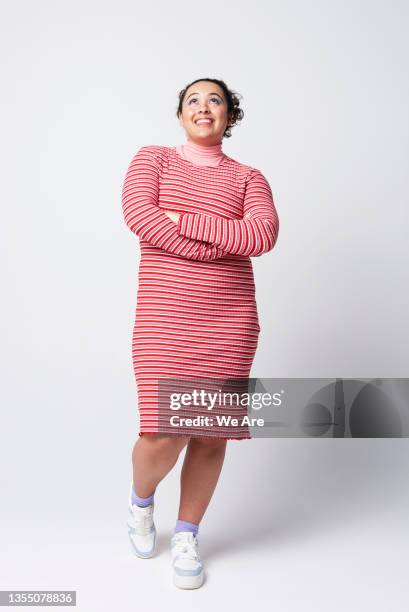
[186,92,223,101]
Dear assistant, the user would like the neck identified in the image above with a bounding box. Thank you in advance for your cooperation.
[175,139,225,167]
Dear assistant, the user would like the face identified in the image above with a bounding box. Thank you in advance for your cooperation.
[178,81,231,145]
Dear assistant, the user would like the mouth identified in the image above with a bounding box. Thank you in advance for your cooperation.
[194,119,214,126]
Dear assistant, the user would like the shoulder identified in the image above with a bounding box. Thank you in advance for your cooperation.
[125,145,172,176]
[227,156,269,185]
[133,144,171,162]
[125,145,171,172]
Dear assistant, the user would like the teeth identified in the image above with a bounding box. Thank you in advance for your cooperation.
[196,120,212,124]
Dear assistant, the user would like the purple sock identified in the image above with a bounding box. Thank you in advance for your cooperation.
[131,484,155,507]
[175,519,199,536]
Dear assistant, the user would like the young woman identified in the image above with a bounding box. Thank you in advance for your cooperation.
[121,77,279,589]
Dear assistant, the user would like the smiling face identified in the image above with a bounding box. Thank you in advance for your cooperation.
[178,81,232,145]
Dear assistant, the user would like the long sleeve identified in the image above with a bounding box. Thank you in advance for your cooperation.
[176,167,279,257]
[121,146,228,261]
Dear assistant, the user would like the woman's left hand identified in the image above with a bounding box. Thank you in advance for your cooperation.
[164,210,181,223]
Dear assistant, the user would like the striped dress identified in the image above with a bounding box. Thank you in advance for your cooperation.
[121,145,279,439]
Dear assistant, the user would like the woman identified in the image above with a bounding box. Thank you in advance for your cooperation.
[121,77,279,589]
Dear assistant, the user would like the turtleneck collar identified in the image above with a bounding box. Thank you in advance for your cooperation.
[175,139,226,167]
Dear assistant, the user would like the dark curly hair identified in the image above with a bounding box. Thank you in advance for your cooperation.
[176,77,244,139]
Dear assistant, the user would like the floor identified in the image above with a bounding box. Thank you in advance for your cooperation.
[1,440,408,611]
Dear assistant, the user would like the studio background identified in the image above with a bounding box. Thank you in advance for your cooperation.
[1,1,408,610]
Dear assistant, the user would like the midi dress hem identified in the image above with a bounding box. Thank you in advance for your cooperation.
[139,431,251,441]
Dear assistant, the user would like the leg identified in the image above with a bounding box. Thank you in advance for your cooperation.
[177,437,228,524]
[132,433,190,497]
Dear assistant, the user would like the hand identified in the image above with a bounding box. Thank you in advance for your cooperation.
[164,210,181,223]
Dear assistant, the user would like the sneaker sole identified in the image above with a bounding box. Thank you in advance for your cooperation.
[127,526,157,558]
[173,569,204,589]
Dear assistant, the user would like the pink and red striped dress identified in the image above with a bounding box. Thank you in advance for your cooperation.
[121,141,279,440]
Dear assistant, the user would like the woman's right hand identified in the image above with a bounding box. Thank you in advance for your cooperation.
[164,210,181,223]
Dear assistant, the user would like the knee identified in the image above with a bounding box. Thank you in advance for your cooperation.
[190,436,227,453]
[143,434,190,461]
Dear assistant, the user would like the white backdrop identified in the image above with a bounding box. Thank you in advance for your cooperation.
[1,1,408,609]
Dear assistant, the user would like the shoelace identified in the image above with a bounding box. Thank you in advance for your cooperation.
[132,505,154,535]
[172,534,199,560]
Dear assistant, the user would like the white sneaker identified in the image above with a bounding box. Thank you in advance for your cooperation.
[171,531,204,589]
[126,482,156,558]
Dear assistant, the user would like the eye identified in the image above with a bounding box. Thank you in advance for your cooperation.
[187,97,222,105]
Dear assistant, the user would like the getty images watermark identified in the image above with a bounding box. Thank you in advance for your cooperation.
[154,377,409,438]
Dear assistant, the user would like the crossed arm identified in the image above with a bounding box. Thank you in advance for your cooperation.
[121,146,228,261]
[176,167,279,257]
[122,146,279,260]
